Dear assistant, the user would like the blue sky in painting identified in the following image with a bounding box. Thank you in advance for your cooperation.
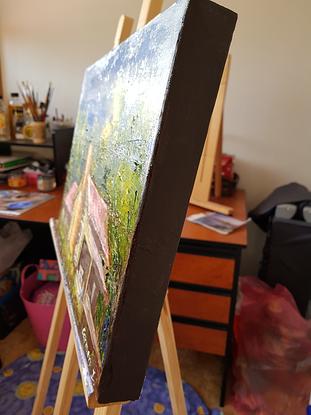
[78,0,187,148]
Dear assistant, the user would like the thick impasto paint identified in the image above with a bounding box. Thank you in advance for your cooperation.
[56,0,237,404]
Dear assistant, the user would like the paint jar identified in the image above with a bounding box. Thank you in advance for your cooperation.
[31,121,46,144]
[37,174,56,192]
[8,171,27,188]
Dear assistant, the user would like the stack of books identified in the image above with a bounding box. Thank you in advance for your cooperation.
[0,155,31,172]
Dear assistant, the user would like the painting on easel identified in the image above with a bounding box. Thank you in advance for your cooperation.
[55,0,236,405]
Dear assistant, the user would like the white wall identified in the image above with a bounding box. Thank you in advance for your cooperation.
[1,0,310,273]
[0,0,143,118]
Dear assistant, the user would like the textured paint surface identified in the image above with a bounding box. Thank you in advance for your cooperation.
[57,0,189,398]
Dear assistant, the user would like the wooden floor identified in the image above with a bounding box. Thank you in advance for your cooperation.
[0,319,237,414]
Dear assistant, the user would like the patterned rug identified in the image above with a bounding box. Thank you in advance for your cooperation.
[0,348,222,415]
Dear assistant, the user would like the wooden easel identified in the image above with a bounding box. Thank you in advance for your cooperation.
[190,56,233,215]
[32,261,186,415]
[32,1,187,414]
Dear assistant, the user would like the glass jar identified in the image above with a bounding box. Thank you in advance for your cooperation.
[8,171,27,188]
[37,174,56,192]
[9,92,22,107]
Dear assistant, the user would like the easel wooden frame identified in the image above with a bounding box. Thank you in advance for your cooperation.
[32,221,187,415]
[32,1,187,414]
[190,56,233,215]
[32,230,187,415]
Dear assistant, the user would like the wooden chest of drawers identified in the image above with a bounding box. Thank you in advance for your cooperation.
[168,190,247,403]
[169,252,236,357]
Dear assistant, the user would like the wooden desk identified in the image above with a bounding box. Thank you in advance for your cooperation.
[169,189,247,404]
[0,185,63,262]
[0,185,63,223]
[0,185,247,403]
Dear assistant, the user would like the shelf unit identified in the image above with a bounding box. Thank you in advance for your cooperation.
[0,138,54,148]
[0,128,74,185]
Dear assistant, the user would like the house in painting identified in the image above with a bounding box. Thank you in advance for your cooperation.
[64,145,110,361]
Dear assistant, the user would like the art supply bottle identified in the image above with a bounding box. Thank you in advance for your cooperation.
[9,92,21,107]
[37,173,56,192]
[8,92,24,139]
[0,96,7,139]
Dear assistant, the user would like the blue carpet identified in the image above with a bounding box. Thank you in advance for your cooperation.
[0,348,218,415]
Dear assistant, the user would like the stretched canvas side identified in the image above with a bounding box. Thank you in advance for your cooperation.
[98,0,237,403]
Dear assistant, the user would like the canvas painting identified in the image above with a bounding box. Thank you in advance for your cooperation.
[55,0,237,405]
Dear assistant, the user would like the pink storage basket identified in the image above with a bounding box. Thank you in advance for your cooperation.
[20,264,70,351]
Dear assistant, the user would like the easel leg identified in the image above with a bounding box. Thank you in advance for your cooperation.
[137,0,163,29]
[32,282,67,415]
[94,404,122,415]
[53,330,79,415]
[114,15,134,47]
[157,295,187,415]
[214,119,223,198]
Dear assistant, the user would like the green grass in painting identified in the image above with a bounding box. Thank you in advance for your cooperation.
[95,292,105,331]
[97,160,143,362]
[59,88,154,372]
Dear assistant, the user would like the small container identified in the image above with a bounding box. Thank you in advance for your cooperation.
[31,121,46,144]
[13,108,25,139]
[24,170,40,187]
[9,93,25,140]
[37,174,56,192]
[0,96,8,139]
[8,171,27,188]
[9,93,22,107]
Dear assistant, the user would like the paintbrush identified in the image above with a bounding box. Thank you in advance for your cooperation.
[18,82,53,122]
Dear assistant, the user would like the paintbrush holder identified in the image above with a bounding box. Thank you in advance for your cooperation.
[30,121,46,144]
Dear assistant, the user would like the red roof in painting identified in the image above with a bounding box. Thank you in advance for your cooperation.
[87,177,110,266]
[64,181,78,213]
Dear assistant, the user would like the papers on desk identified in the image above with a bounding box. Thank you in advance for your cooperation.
[0,190,54,216]
[187,212,250,235]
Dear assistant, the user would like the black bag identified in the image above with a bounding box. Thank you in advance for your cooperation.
[250,183,311,316]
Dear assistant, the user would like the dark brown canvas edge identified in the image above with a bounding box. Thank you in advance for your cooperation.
[98,0,237,403]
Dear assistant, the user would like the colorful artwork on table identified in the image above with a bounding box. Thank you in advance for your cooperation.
[55,0,237,404]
